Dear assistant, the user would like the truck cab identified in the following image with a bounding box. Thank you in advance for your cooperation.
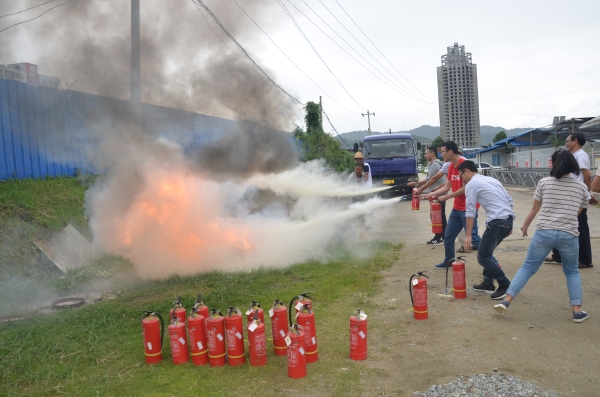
[362,133,419,195]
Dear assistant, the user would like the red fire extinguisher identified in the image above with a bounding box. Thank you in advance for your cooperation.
[206,309,226,367]
[286,323,306,379]
[412,188,420,210]
[247,310,267,367]
[245,301,264,326]
[452,257,467,299]
[430,197,443,234]
[350,309,368,360]
[291,292,314,313]
[140,310,164,364]
[225,307,246,366]
[188,307,208,366]
[192,294,209,337]
[270,299,289,356]
[289,299,319,363]
[168,308,189,365]
[409,271,429,320]
[169,296,186,324]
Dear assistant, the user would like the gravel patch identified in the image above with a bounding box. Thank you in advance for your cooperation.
[413,372,558,397]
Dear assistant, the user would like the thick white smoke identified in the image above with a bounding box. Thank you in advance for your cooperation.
[86,138,395,279]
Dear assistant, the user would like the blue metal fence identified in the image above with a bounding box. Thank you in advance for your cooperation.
[0,80,244,181]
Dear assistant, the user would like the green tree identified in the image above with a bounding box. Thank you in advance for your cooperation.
[493,130,507,143]
[293,101,354,172]
[429,136,445,157]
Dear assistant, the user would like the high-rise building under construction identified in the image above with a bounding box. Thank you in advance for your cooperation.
[436,43,480,148]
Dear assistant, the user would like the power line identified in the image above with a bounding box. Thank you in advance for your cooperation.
[333,0,436,104]
[277,0,364,111]
[322,108,351,149]
[0,0,57,19]
[232,0,360,115]
[191,0,303,106]
[290,0,432,105]
[193,1,304,126]
[0,0,76,34]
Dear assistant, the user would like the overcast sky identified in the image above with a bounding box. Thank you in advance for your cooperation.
[2,0,599,134]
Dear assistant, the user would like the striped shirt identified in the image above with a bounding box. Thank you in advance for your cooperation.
[533,176,589,236]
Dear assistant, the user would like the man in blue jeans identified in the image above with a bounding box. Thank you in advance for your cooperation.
[459,160,515,299]
[423,141,483,271]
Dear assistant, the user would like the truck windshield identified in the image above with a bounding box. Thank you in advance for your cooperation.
[363,138,413,159]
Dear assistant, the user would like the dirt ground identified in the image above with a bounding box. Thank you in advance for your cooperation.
[360,184,600,396]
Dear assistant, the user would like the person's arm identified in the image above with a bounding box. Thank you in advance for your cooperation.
[415,171,443,195]
[521,199,542,237]
[463,183,477,252]
[437,184,466,203]
[581,168,592,190]
[592,174,600,193]
[424,179,451,199]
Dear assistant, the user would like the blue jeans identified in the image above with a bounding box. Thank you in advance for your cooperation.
[479,218,513,287]
[442,209,482,266]
[507,229,582,306]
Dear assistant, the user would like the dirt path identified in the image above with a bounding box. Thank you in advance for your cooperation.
[361,185,600,396]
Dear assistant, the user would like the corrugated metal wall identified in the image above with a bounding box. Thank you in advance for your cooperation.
[0,80,244,181]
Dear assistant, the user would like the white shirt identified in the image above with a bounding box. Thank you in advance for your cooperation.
[571,149,590,199]
[465,174,515,224]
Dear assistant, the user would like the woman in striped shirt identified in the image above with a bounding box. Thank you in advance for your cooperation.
[493,150,589,323]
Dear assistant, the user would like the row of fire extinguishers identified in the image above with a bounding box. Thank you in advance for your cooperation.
[140,293,368,379]
[408,257,467,320]
[409,188,466,320]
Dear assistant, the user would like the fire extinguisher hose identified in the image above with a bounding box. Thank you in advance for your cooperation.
[288,292,314,327]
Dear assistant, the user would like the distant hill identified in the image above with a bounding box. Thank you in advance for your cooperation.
[334,125,533,148]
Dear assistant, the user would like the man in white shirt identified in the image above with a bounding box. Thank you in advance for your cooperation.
[353,152,372,187]
[545,132,594,268]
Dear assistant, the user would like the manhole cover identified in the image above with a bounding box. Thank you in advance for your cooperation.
[52,297,85,310]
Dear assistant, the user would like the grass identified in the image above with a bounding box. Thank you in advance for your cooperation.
[0,242,401,396]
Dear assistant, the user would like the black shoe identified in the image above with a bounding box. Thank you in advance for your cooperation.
[491,284,510,300]
[472,282,495,294]
[426,237,443,245]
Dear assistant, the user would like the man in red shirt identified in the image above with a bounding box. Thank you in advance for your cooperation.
[423,141,482,269]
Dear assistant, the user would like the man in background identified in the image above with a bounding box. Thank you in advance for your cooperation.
[408,146,447,244]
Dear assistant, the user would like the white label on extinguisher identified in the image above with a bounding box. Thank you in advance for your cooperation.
[147,342,153,351]
[248,323,258,332]
[216,333,224,342]
[196,341,203,350]
[269,308,274,317]
[245,309,252,315]
[299,347,305,355]
[285,335,292,346]
[412,279,419,286]
[236,332,243,340]
[359,331,366,339]
[359,312,368,321]
[279,329,286,338]
[178,337,186,345]
[311,336,316,346]
[295,302,304,311]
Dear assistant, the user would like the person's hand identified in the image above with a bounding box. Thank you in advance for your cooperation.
[438,195,447,203]
[463,235,472,252]
[415,187,424,195]
[407,182,417,187]
[590,196,598,205]
[520,225,528,237]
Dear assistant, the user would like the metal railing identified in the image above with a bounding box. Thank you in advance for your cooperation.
[486,169,550,188]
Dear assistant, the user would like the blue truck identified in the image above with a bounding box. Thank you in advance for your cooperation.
[362,133,420,195]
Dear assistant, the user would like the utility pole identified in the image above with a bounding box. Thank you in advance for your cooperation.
[131,0,141,125]
[319,96,323,130]
[362,110,375,135]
